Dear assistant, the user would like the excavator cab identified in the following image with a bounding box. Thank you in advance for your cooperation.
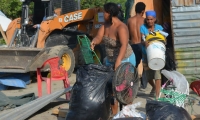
[25,0,47,39]
[32,1,48,24]
[22,0,80,25]
[17,0,80,47]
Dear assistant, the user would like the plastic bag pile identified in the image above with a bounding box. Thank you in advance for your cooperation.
[113,102,146,120]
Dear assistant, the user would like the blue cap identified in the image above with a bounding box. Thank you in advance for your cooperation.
[146,10,156,18]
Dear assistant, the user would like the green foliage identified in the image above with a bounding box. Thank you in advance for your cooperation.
[0,0,34,19]
[0,0,22,19]
[0,38,6,45]
[80,0,127,11]
[80,0,107,9]
[0,0,127,19]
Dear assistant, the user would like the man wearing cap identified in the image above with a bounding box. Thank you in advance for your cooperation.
[140,10,163,99]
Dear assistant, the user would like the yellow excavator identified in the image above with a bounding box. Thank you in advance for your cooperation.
[2,0,105,75]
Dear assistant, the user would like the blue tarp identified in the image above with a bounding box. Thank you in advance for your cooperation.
[0,73,31,90]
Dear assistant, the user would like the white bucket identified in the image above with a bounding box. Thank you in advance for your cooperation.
[146,42,166,70]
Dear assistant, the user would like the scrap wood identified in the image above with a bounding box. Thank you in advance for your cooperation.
[52,107,68,118]
[191,114,200,120]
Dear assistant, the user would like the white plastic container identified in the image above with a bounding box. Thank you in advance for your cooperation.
[146,42,166,70]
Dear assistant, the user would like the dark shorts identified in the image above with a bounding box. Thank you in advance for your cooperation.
[131,43,143,68]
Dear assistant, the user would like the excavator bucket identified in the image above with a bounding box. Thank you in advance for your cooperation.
[0,47,41,73]
[0,45,75,75]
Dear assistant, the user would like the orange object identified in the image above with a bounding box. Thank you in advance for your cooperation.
[37,57,70,101]
[3,1,106,74]
[6,7,104,48]
[191,114,200,120]
[54,8,61,16]
[6,18,21,45]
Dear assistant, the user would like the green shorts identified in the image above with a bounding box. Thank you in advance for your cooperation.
[144,69,161,80]
[143,62,161,80]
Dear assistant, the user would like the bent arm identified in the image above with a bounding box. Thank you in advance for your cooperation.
[115,25,129,69]
[92,25,104,45]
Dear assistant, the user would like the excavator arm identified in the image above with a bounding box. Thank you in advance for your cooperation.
[6,18,21,45]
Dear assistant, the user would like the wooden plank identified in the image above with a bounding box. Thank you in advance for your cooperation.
[52,108,60,115]
[52,108,68,118]
[0,25,8,45]
[58,109,68,118]
[191,114,200,120]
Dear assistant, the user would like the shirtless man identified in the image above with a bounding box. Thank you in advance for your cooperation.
[127,2,146,68]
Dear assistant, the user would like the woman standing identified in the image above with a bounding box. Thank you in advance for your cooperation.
[140,10,164,99]
[90,2,136,115]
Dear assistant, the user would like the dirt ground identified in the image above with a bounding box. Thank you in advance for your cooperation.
[1,74,77,120]
[1,73,200,120]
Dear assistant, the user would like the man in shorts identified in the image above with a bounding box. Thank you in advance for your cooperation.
[127,2,146,89]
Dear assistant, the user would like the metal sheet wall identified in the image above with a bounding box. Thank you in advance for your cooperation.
[172,6,200,48]
[175,47,200,82]
[172,1,200,82]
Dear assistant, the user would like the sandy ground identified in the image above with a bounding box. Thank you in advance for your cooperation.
[1,73,200,120]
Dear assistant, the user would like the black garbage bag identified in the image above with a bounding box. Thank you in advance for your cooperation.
[146,100,192,120]
[66,64,114,120]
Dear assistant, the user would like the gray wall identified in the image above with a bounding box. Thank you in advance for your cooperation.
[171,0,200,82]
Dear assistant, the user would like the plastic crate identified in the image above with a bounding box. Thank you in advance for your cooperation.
[77,35,101,64]
[158,88,187,107]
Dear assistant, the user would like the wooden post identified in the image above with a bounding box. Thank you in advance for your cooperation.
[0,24,8,45]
